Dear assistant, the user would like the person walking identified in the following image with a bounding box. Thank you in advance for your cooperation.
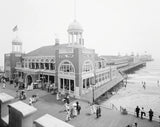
[148,109,154,121]
[29,97,33,106]
[76,101,81,115]
[2,79,6,89]
[70,106,74,118]
[65,108,71,122]
[92,103,96,114]
[135,106,140,118]
[98,106,101,117]
[89,103,93,114]
[96,106,99,118]
[56,92,61,100]
[73,103,77,117]
[141,107,146,119]
[143,83,146,89]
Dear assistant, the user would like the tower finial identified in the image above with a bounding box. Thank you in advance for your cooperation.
[74,0,76,21]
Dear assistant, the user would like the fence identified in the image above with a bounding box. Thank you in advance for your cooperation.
[101,102,118,111]
[123,106,160,122]
[100,103,160,122]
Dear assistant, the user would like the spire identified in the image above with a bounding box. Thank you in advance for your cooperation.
[54,33,60,45]
[74,0,76,21]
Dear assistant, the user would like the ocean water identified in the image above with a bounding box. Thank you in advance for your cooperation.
[102,59,160,117]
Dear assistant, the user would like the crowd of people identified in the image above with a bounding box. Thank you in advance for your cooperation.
[61,95,81,122]
[1,77,159,126]
[89,103,102,118]
[135,106,154,121]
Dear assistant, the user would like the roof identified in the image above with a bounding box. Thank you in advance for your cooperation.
[0,93,14,103]
[68,20,83,33]
[8,101,37,117]
[34,114,74,127]
[26,44,68,57]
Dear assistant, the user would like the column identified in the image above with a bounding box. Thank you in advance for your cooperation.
[20,45,22,53]
[78,34,81,44]
[68,34,70,44]
[80,34,82,45]
[16,46,18,52]
[34,63,36,69]
[72,33,74,44]
[48,62,51,70]
[76,33,78,44]
[48,75,49,83]
[63,79,64,93]
[43,63,45,69]
[39,62,41,69]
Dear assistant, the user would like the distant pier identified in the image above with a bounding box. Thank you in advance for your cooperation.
[119,61,146,73]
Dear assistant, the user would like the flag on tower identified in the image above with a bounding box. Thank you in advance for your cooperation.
[12,25,18,32]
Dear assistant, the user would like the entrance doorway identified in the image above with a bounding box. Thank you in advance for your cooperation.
[27,75,32,86]
[60,78,74,94]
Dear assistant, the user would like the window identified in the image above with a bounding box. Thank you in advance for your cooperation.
[40,63,44,69]
[102,73,105,81]
[83,61,93,72]
[25,63,27,68]
[50,63,55,70]
[29,63,31,69]
[59,61,74,73]
[36,63,39,69]
[83,79,85,88]
[64,79,69,90]
[60,78,63,89]
[95,75,98,83]
[70,80,74,91]
[98,62,102,69]
[45,63,49,70]
[86,78,90,88]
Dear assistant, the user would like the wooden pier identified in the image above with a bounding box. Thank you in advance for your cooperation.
[119,61,146,73]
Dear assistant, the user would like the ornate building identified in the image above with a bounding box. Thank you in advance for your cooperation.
[15,20,119,98]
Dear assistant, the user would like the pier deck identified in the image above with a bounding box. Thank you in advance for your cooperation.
[81,72,124,103]
[119,61,146,73]
[0,83,159,127]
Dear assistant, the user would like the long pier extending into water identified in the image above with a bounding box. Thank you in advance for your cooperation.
[119,61,146,73]
[81,61,147,103]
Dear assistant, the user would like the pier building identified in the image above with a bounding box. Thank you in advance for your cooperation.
[13,20,121,99]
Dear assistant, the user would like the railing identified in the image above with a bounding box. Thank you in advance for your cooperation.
[101,103,118,111]
[100,103,160,122]
[119,106,160,122]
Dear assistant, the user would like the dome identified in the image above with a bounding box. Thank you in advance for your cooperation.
[12,36,22,44]
[68,20,83,32]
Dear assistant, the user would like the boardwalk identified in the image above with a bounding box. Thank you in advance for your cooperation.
[81,72,124,103]
[0,83,159,127]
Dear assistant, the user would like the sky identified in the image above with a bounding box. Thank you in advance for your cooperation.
[0,0,160,66]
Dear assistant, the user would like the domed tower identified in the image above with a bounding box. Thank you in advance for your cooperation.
[12,36,22,53]
[67,20,84,46]
[12,25,22,53]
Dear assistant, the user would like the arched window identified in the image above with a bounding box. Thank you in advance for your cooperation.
[59,61,74,73]
[82,60,93,72]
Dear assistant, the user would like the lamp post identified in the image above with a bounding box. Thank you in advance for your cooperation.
[91,76,95,103]
[92,85,95,103]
